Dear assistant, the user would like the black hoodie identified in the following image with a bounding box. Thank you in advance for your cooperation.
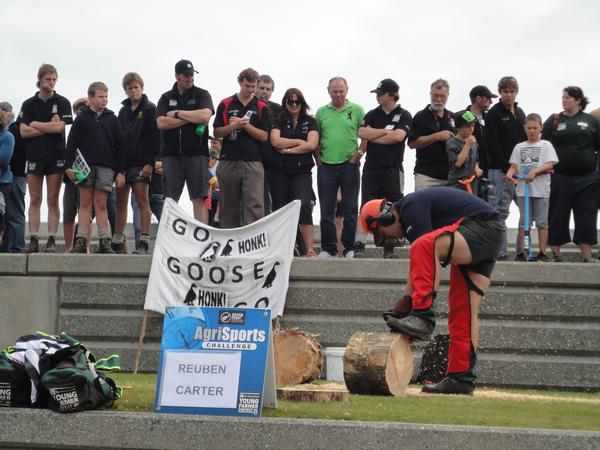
[66,106,126,173]
[118,94,159,168]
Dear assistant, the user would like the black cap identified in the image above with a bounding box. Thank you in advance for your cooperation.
[469,85,498,100]
[370,78,399,95]
[175,60,198,76]
[453,110,478,128]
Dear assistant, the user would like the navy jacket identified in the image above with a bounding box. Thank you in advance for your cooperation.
[118,94,159,168]
[66,106,126,173]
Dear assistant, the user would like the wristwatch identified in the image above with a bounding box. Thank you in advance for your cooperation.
[174,110,179,119]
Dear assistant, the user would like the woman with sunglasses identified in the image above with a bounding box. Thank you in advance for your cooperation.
[269,88,319,256]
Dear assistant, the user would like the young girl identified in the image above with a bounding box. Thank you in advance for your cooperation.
[505,113,558,261]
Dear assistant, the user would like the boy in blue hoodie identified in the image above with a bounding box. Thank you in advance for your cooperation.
[65,82,126,253]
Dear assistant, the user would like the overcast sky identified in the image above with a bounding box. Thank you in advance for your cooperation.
[3,0,599,225]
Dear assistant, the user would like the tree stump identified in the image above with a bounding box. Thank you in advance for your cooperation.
[344,332,413,396]
[277,383,349,402]
[274,329,323,385]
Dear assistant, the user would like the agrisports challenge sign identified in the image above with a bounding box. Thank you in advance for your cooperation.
[143,198,300,317]
[154,306,276,416]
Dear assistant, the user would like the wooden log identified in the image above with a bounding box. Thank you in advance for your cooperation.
[274,329,323,385]
[277,384,349,403]
[344,332,413,396]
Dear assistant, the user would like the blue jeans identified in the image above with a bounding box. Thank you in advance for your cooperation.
[132,193,164,245]
[317,161,360,256]
[0,176,26,253]
[487,169,515,257]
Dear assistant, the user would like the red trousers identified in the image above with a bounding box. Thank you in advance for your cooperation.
[409,220,476,376]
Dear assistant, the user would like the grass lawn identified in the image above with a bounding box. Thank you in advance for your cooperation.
[111,373,600,431]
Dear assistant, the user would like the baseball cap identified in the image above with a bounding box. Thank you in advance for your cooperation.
[370,78,399,95]
[0,101,13,113]
[469,85,498,100]
[175,60,198,76]
[453,110,477,128]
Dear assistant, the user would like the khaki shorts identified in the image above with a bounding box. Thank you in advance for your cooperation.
[79,166,115,192]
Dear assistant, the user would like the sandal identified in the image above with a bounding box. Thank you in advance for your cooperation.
[306,250,317,257]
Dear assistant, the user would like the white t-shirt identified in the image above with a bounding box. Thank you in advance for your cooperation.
[509,139,558,198]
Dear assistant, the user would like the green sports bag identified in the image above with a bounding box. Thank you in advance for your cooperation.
[41,348,122,413]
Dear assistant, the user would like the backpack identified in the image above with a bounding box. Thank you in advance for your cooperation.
[0,351,34,407]
[413,334,450,385]
[220,96,266,126]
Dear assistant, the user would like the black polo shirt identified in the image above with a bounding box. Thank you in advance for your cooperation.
[485,101,526,172]
[156,83,214,158]
[261,101,283,166]
[362,104,412,171]
[466,105,489,175]
[213,95,271,161]
[19,91,73,160]
[408,105,454,180]
[272,115,318,170]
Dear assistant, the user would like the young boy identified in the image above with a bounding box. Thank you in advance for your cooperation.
[506,113,558,261]
[65,82,126,253]
[446,110,483,193]
[113,72,159,255]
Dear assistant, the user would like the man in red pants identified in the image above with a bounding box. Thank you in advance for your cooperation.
[359,187,502,395]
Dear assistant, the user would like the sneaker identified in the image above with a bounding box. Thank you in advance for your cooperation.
[421,377,474,396]
[318,251,336,259]
[580,255,600,263]
[496,254,509,261]
[344,250,355,259]
[44,236,57,253]
[535,252,549,262]
[514,251,528,262]
[354,241,366,254]
[71,237,87,254]
[133,241,149,255]
[552,252,564,262]
[24,236,39,254]
[386,314,435,341]
[111,241,126,254]
[98,237,115,254]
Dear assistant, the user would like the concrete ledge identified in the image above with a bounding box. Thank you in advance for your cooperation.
[0,254,27,274]
[27,254,152,276]
[0,409,598,450]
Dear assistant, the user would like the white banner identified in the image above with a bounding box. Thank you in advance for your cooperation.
[143,198,300,317]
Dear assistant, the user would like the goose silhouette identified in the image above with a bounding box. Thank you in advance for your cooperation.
[199,242,220,262]
[220,239,234,257]
[262,262,280,288]
[183,284,196,306]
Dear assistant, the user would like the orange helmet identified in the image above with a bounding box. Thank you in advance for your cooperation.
[359,199,395,234]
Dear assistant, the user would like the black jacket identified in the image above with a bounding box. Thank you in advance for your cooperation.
[156,83,214,157]
[118,94,159,168]
[66,106,126,172]
[485,102,526,172]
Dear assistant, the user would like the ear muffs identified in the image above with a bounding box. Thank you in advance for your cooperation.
[377,201,395,227]
[363,200,394,231]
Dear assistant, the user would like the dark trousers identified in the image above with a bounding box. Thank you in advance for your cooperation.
[548,171,600,246]
[317,161,359,256]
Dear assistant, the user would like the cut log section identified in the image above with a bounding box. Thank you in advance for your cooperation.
[344,332,413,396]
[277,383,349,402]
[274,329,323,385]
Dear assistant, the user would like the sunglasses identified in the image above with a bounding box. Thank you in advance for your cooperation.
[287,99,301,106]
